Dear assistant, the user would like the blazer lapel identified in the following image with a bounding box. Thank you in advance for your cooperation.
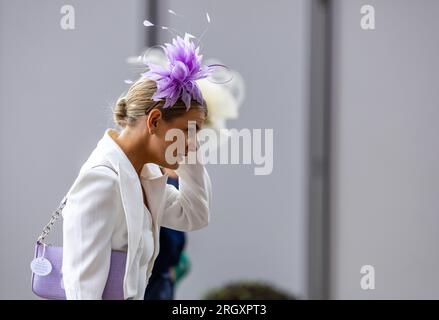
[118,164,144,266]
[96,129,146,298]
[99,155,143,299]
[140,164,168,264]
[140,164,168,224]
[93,129,170,298]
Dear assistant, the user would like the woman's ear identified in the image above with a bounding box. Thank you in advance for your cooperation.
[146,109,162,134]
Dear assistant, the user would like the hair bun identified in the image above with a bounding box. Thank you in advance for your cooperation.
[117,97,127,114]
[113,96,128,127]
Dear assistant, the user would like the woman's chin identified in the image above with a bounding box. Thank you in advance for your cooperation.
[172,163,180,170]
[164,162,179,170]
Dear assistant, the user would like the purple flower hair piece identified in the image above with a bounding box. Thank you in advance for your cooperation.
[142,33,214,110]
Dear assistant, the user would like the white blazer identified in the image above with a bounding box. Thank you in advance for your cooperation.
[61,128,212,299]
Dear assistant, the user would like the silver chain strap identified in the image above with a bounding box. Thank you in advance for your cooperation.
[36,196,68,244]
[36,164,118,244]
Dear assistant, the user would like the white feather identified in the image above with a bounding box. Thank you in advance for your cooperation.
[143,20,154,27]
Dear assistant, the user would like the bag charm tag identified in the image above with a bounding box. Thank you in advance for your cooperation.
[30,243,52,276]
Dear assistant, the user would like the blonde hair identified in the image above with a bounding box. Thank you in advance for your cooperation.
[113,77,207,128]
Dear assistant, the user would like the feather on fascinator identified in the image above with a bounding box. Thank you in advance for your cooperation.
[141,33,215,110]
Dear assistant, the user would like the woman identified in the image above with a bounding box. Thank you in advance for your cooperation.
[61,34,213,300]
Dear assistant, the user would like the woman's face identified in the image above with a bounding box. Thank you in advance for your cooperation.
[146,107,206,169]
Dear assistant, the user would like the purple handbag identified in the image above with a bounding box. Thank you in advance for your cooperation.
[31,165,127,300]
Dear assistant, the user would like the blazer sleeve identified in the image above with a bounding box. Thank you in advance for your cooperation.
[61,166,120,300]
[159,161,212,232]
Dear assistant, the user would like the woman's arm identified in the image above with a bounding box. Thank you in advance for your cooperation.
[160,161,212,232]
[62,166,119,299]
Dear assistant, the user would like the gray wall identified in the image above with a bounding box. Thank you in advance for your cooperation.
[330,0,439,299]
[0,0,310,299]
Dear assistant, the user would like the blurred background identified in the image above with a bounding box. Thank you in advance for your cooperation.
[0,0,438,299]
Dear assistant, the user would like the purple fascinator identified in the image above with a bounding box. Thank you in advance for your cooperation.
[142,33,214,110]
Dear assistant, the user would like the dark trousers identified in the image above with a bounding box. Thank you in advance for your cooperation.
[144,272,174,300]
